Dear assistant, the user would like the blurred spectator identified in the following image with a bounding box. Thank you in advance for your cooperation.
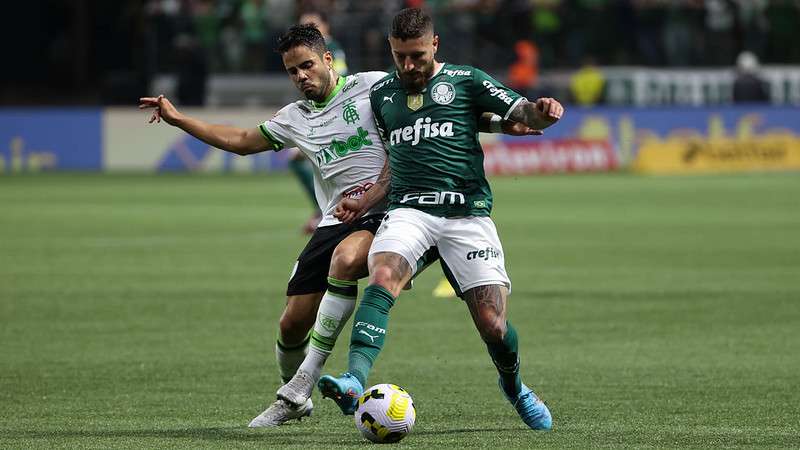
[565,0,613,66]
[529,0,562,68]
[704,0,738,66]
[10,0,800,106]
[662,0,703,66]
[632,0,665,66]
[735,0,769,56]
[218,1,245,71]
[175,32,208,106]
[190,0,220,70]
[765,0,800,64]
[733,51,769,103]
[507,40,539,99]
[299,11,348,75]
[240,0,268,72]
[569,58,605,106]
[263,0,297,71]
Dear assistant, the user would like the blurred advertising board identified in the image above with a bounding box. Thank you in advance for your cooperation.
[2,106,798,175]
[631,107,800,174]
[481,105,800,175]
[0,109,102,173]
[103,108,288,172]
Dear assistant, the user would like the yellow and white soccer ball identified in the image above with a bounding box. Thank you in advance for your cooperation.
[354,383,416,443]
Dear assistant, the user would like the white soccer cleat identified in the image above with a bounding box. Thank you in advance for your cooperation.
[276,369,315,406]
[248,398,313,427]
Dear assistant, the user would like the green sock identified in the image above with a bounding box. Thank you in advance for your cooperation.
[275,331,310,383]
[487,321,522,398]
[288,158,318,210]
[348,285,395,387]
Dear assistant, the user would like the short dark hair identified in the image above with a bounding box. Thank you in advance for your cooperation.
[275,23,327,55]
[390,8,434,40]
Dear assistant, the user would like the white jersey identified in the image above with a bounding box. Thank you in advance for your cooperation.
[259,71,389,227]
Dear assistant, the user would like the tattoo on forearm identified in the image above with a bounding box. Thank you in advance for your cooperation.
[507,101,539,129]
[377,162,391,190]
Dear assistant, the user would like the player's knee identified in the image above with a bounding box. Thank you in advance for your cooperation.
[369,264,402,292]
[477,314,507,344]
[329,246,365,279]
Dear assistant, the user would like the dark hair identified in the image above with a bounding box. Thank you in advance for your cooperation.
[275,23,327,55]
[390,8,434,40]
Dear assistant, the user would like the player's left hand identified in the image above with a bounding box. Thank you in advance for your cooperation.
[502,121,544,136]
[533,97,564,127]
[334,198,364,224]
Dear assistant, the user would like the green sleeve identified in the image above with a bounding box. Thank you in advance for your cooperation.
[369,89,389,144]
[471,68,525,120]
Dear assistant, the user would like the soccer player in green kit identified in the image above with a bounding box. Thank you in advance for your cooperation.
[319,8,564,430]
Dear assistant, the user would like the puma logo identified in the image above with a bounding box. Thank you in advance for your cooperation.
[358,329,379,343]
[383,93,396,104]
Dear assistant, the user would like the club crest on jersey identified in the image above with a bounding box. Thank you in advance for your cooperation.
[342,99,360,125]
[430,82,455,105]
[407,94,424,111]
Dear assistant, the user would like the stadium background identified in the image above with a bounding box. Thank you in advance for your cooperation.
[1,1,799,448]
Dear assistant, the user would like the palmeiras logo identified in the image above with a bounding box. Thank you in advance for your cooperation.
[430,82,456,105]
[342,98,360,125]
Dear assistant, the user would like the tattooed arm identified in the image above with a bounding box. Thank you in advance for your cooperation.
[506,97,565,132]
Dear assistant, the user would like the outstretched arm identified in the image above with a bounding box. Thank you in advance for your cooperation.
[138,95,273,155]
[478,112,544,136]
[506,97,564,131]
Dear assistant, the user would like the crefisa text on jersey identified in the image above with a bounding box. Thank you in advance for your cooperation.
[389,117,455,146]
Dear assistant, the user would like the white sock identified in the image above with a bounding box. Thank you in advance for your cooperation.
[298,346,330,382]
[300,283,357,381]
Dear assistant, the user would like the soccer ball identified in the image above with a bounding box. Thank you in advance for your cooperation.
[354,383,416,443]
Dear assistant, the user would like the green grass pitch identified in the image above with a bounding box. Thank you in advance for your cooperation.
[1,172,799,449]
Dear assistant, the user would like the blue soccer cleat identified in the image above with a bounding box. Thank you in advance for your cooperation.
[501,380,552,430]
[317,373,363,415]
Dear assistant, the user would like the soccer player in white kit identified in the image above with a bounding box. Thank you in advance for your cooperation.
[140,23,540,427]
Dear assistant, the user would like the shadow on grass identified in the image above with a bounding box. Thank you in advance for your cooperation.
[7,427,325,444]
[414,427,525,435]
[6,425,525,444]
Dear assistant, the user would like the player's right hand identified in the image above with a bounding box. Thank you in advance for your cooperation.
[138,95,181,126]
[334,198,364,224]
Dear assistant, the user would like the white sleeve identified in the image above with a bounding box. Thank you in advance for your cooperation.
[361,71,389,88]
[257,105,299,151]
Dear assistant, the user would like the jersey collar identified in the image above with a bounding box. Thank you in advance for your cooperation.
[310,75,346,109]
[431,61,445,78]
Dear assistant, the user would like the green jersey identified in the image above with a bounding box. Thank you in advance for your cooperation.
[369,63,524,217]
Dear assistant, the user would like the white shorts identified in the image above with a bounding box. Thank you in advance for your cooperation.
[369,208,511,293]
